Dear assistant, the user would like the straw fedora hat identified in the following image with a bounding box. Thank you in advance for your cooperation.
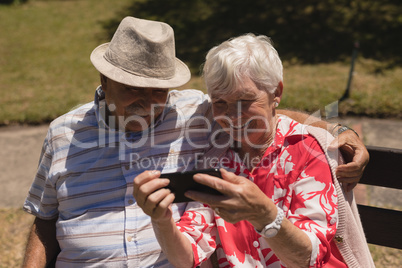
[91,16,190,88]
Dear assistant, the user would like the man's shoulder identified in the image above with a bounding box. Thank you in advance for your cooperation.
[167,89,210,107]
[49,101,96,130]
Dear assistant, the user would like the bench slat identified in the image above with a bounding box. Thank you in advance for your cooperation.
[359,146,402,190]
[357,204,402,249]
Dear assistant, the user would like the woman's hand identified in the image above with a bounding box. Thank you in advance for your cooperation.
[133,170,175,223]
[185,168,277,230]
[187,168,312,267]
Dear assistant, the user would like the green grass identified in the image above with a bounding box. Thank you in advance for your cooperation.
[0,208,33,268]
[1,0,401,126]
[281,59,402,119]
[0,0,133,124]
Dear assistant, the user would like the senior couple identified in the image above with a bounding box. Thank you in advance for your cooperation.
[23,17,374,267]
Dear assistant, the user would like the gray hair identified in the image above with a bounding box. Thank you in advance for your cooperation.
[202,34,283,97]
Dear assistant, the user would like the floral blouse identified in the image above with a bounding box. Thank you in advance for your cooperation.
[176,116,347,267]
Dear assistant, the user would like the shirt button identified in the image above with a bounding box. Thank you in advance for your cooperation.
[253,241,259,247]
[125,165,130,170]
[334,236,344,243]
[128,199,134,205]
[330,218,337,225]
[127,236,133,242]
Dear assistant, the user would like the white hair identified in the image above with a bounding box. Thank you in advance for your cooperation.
[203,34,283,97]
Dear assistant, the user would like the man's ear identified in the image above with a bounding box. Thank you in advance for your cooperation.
[274,81,283,103]
[100,74,107,91]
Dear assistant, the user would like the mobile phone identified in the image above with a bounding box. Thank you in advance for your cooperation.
[160,168,223,203]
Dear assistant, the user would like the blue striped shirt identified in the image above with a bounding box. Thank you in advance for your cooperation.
[23,87,216,267]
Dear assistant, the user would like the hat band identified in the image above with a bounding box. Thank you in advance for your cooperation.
[104,47,175,80]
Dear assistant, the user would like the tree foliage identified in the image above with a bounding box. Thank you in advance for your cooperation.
[0,0,27,4]
[102,0,402,70]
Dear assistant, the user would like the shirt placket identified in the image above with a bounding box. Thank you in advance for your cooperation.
[120,133,141,267]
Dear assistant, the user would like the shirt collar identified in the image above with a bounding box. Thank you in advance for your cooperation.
[94,85,109,130]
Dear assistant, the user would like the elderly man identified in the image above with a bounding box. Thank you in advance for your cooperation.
[22,17,368,267]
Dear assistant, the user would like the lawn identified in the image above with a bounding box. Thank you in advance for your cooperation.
[0,0,132,124]
[0,0,401,126]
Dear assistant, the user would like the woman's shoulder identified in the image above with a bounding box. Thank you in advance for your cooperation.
[277,114,309,138]
[276,115,324,152]
[277,114,332,142]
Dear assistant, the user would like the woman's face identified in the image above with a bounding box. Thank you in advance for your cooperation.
[211,77,278,147]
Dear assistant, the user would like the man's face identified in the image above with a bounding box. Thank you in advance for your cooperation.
[102,77,169,132]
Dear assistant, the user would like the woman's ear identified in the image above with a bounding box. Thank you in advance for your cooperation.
[274,81,284,104]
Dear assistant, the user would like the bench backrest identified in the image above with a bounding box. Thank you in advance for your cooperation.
[357,145,402,249]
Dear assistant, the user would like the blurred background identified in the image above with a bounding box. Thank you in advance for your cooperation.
[0,0,401,267]
[1,0,401,125]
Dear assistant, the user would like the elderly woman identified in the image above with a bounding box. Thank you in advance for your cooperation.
[134,34,373,267]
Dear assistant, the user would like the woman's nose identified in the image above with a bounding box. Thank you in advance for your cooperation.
[226,103,241,119]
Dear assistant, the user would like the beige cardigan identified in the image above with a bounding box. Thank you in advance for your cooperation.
[307,126,375,268]
[199,124,375,267]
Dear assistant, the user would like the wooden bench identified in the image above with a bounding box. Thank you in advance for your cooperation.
[357,145,402,249]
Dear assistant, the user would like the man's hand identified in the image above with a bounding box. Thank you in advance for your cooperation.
[133,170,175,222]
[134,171,195,267]
[328,130,370,192]
[277,110,369,191]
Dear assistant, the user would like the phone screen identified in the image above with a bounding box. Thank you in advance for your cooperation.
[160,168,223,203]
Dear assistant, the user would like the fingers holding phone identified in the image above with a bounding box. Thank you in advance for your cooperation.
[186,168,246,202]
[133,170,175,222]
[188,168,275,225]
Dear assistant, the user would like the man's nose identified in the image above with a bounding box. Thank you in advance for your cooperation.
[137,100,153,113]
[137,91,153,110]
